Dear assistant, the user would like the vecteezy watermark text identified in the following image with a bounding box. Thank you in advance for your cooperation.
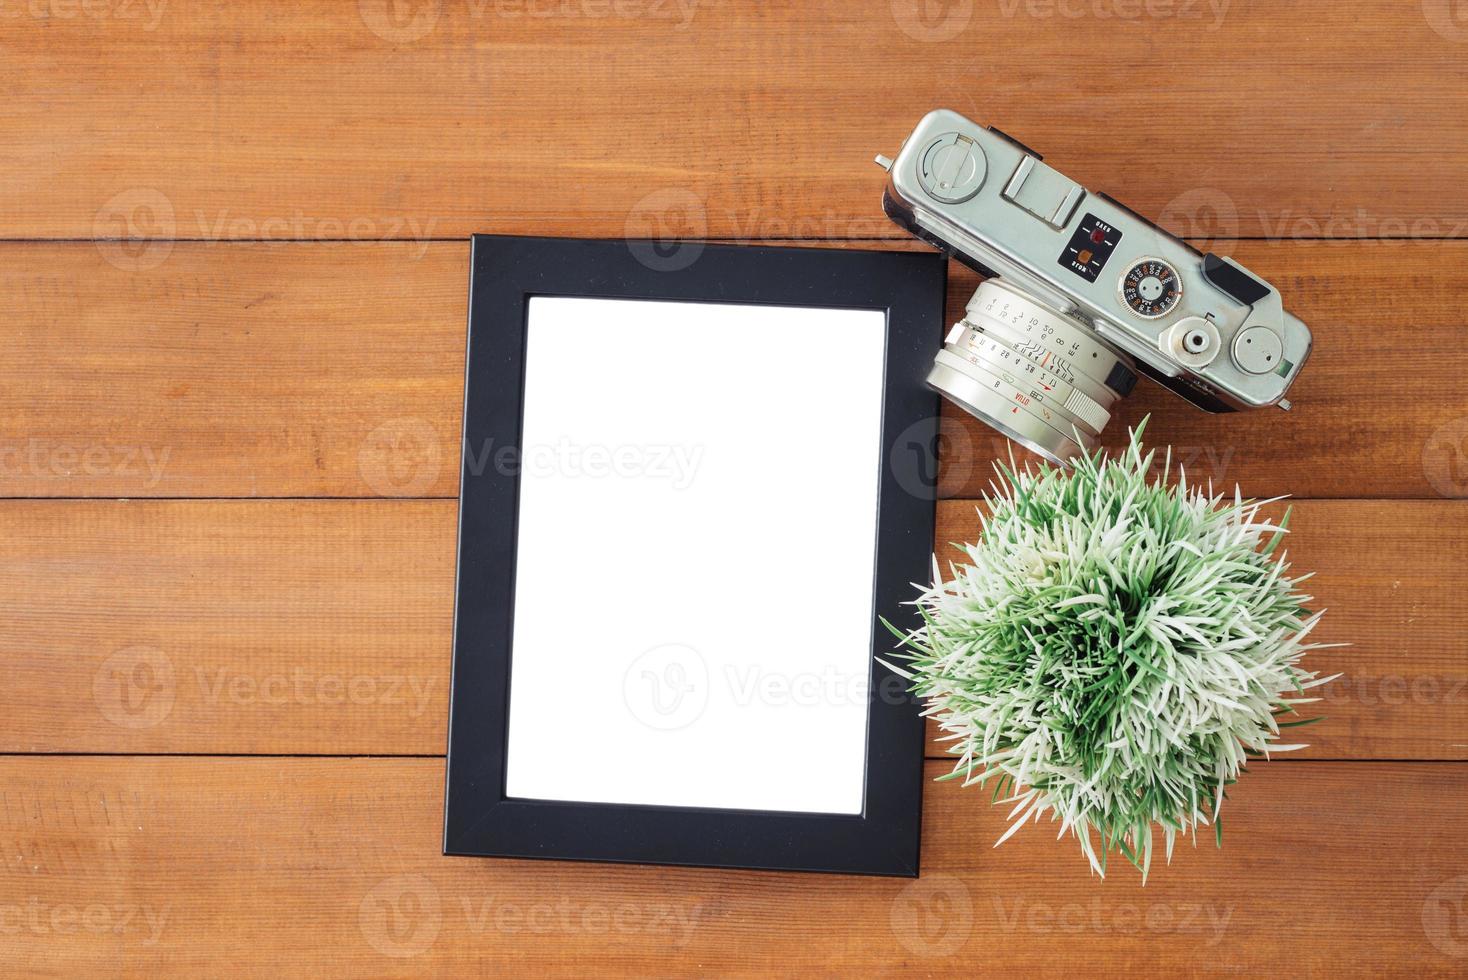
[0,439,169,487]
[458,895,700,943]
[358,0,698,44]
[0,897,168,946]
[358,875,701,958]
[990,895,1233,943]
[357,419,707,497]
[997,0,1229,29]
[93,189,443,272]
[0,0,167,30]
[194,668,437,718]
[93,647,440,730]
[889,876,1233,958]
[623,644,912,731]
[191,210,440,258]
[1323,673,1468,707]
[464,437,704,490]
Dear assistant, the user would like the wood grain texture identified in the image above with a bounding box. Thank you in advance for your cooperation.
[5,240,1467,499]
[0,242,465,499]
[1,757,1465,977]
[939,242,1468,500]
[935,499,1468,762]
[3,1,1466,240]
[5,2,1466,974]
[4,498,1462,759]
[3,500,453,756]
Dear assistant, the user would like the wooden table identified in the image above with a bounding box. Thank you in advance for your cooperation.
[4,2,1466,976]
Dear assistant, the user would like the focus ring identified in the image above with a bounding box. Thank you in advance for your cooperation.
[932,349,1099,450]
[948,322,1115,430]
[927,278,1135,466]
[967,279,1134,396]
[925,360,1091,465]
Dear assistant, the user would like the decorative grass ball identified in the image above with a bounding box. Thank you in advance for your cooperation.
[883,422,1337,878]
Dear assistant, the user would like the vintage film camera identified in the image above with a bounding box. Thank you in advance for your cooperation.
[876,109,1312,465]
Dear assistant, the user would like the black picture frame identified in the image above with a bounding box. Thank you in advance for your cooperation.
[444,235,945,876]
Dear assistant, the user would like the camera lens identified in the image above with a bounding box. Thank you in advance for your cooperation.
[925,279,1136,466]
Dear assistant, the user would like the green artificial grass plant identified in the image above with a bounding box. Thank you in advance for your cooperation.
[883,421,1337,879]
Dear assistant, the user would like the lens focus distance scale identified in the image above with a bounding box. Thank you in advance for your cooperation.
[925,279,1137,465]
[968,281,1132,392]
[943,324,1112,434]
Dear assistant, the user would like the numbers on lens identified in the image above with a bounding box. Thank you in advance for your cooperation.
[1119,258,1182,319]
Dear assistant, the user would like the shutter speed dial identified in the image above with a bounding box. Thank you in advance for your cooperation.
[1119,257,1182,319]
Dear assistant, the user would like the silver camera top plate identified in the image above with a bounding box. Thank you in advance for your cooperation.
[879,109,1311,411]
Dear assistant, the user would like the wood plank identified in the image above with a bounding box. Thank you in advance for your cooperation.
[3,2,1466,240]
[937,240,1468,498]
[932,499,1467,762]
[1,757,1464,976]
[1,242,467,499]
[5,240,1466,499]
[3,498,1460,759]
[3,499,454,756]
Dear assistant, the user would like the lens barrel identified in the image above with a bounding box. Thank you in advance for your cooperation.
[926,279,1136,466]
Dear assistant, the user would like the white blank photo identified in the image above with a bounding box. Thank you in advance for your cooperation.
[504,296,887,814]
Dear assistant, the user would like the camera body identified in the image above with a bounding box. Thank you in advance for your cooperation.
[877,109,1312,463]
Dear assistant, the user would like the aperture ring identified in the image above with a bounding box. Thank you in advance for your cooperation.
[925,359,1091,465]
[966,279,1135,396]
[933,349,1101,446]
[943,324,1115,432]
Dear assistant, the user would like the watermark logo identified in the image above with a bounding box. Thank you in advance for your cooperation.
[1423,0,1468,42]
[625,188,707,272]
[890,415,974,501]
[93,647,175,729]
[1423,875,1468,957]
[359,418,443,497]
[890,874,972,957]
[360,875,443,958]
[623,643,708,730]
[359,0,441,42]
[1158,187,1239,255]
[891,0,973,41]
[1424,417,1468,498]
[93,188,175,272]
